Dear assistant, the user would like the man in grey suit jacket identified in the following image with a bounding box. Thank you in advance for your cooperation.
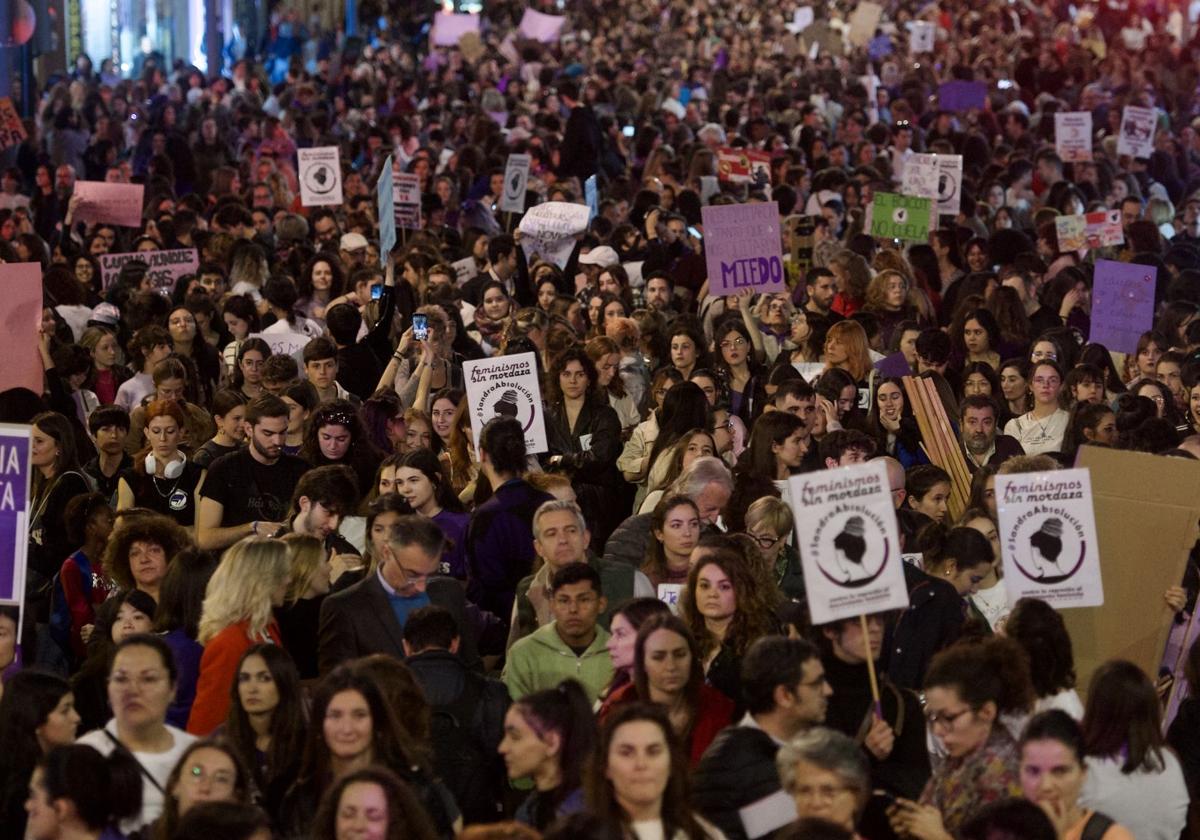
[318,515,479,674]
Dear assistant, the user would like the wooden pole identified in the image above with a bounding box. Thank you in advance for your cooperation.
[860,613,883,719]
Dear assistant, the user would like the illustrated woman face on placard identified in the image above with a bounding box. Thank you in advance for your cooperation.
[832,516,869,582]
[1029,517,1067,579]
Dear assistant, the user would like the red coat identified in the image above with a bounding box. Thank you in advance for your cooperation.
[598,682,735,766]
[186,619,282,736]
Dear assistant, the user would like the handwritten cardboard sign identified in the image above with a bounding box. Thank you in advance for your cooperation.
[518,202,591,268]
[99,248,199,293]
[74,181,144,228]
[1088,260,1157,354]
[701,202,786,297]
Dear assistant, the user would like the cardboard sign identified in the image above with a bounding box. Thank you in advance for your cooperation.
[909,20,935,53]
[1054,210,1124,252]
[789,460,910,624]
[701,202,786,297]
[297,146,344,207]
[847,2,883,48]
[902,153,963,214]
[1055,112,1093,162]
[431,11,480,46]
[1117,105,1157,158]
[0,97,26,151]
[518,8,566,42]
[869,193,933,241]
[394,172,421,230]
[1065,447,1200,701]
[73,181,144,228]
[249,330,312,366]
[1089,260,1157,354]
[463,351,547,455]
[99,248,199,293]
[785,7,814,34]
[996,468,1103,609]
[378,155,395,263]
[937,80,987,112]
[0,263,42,396]
[584,175,599,222]
[717,147,772,187]
[452,257,479,286]
[0,424,31,640]
[518,201,591,268]
[500,154,530,214]
[458,31,486,64]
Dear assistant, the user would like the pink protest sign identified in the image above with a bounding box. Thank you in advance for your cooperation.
[0,263,43,395]
[73,181,145,228]
[1089,260,1157,355]
[518,9,566,42]
[431,12,481,47]
[701,202,786,297]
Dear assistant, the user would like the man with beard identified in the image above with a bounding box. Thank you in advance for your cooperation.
[959,395,1025,472]
[196,394,310,549]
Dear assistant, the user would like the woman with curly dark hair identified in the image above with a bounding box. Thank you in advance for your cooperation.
[296,252,347,323]
[313,766,440,840]
[102,511,193,603]
[299,399,383,498]
[679,548,780,708]
[544,344,624,544]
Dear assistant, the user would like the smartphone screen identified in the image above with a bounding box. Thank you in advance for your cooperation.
[622,125,635,137]
[412,314,429,341]
[688,226,703,240]
[370,284,383,300]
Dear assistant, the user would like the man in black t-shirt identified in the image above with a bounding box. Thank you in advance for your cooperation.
[196,394,310,550]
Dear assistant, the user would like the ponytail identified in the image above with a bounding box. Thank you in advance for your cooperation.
[40,744,142,830]
[513,679,598,796]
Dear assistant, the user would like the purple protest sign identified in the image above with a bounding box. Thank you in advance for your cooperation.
[1089,259,1157,354]
[701,202,786,297]
[874,351,913,378]
[0,425,32,631]
[431,12,480,47]
[937,81,987,112]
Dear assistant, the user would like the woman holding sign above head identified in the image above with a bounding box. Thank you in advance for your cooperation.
[1004,359,1070,456]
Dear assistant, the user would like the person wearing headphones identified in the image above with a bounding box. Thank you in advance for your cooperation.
[116,399,204,526]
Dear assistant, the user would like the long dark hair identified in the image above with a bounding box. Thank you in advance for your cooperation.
[0,670,73,830]
[648,381,712,467]
[586,703,706,840]
[1004,598,1076,699]
[396,448,465,513]
[740,410,805,478]
[632,613,704,724]
[296,666,429,793]
[31,411,80,493]
[1082,660,1166,773]
[38,744,143,831]
[512,679,598,808]
[224,644,306,802]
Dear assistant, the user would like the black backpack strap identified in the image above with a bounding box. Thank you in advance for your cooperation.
[1081,811,1115,840]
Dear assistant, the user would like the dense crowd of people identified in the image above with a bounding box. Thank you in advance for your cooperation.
[8,0,1200,837]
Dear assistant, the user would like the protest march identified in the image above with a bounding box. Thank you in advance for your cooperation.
[6,0,1200,838]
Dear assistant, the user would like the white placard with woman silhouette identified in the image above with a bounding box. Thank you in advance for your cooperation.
[789,460,910,624]
[995,467,1103,609]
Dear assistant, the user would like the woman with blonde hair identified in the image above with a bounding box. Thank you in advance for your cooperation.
[186,537,290,736]
[274,533,332,679]
[824,320,875,384]
[745,496,805,600]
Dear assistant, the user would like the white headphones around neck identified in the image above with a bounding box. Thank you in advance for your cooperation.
[145,452,185,480]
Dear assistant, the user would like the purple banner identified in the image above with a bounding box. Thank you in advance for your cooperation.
[937,81,988,112]
[0,425,31,605]
[1089,260,1157,354]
